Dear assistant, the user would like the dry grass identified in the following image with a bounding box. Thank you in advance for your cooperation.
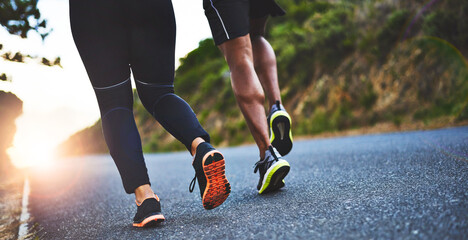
[0,174,24,240]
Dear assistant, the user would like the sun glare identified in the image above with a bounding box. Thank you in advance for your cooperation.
[8,141,56,169]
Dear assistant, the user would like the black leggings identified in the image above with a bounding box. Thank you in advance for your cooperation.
[70,0,209,194]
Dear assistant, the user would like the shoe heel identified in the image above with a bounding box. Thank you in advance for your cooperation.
[277,121,286,140]
[271,114,293,156]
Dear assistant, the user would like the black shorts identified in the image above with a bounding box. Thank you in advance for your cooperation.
[203,0,286,45]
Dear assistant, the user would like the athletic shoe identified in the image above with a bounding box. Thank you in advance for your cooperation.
[189,142,230,210]
[267,100,293,156]
[133,195,165,227]
[254,146,290,194]
[279,180,285,189]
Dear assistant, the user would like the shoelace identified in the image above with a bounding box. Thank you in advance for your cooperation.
[253,158,267,173]
[254,146,281,173]
[189,175,196,193]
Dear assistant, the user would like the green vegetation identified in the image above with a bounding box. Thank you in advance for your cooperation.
[0,0,49,39]
[0,0,58,81]
[61,0,468,155]
[375,9,411,60]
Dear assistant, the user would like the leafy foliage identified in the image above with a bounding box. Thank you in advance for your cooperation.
[0,0,58,74]
[422,0,468,54]
[375,10,411,60]
[0,0,49,39]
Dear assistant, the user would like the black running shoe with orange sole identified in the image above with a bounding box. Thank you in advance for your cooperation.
[133,195,165,228]
[190,142,230,210]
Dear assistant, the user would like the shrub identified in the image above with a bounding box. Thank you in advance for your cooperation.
[359,81,378,110]
[376,10,411,60]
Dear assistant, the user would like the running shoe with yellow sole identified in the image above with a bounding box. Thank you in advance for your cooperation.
[254,146,290,194]
[133,195,165,228]
[268,101,293,156]
[189,142,231,210]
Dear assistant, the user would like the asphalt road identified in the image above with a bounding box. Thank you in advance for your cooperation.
[28,127,468,239]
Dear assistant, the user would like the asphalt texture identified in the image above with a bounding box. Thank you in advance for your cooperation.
[28,127,468,239]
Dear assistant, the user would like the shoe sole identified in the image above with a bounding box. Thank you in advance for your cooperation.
[202,150,231,210]
[270,111,293,156]
[133,214,165,228]
[259,160,290,194]
[279,179,285,189]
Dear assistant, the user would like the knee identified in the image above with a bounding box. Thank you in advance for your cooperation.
[93,79,133,116]
[220,37,253,71]
[250,31,265,41]
[135,83,174,114]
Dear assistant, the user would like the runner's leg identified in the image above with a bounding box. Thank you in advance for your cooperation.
[218,35,270,158]
[250,16,282,108]
[130,0,210,153]
[70,0,151,195]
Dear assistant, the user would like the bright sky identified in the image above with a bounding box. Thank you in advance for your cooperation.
[0,0,212,168]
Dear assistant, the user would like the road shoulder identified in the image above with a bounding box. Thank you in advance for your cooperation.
[0,173,24,240]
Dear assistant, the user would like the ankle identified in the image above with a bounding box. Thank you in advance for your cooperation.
[270,100,282,111]
[269,100,279,109]
[191,137,206,156]
[134,184,155,204]
[259,142,272,159]
[259,147,268,160]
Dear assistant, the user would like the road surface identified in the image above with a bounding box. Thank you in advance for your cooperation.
[27,127,468,239]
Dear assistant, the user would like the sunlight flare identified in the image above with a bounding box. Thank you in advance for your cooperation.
[8,140,56,169]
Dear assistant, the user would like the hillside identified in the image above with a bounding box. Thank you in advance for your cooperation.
[58,0,468,156]
[0,91,22,173]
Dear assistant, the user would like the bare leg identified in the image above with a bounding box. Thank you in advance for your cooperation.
[190,137,206,156]
[218,35,270,158]
[250,16,282,108]
[134,184,155,203]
